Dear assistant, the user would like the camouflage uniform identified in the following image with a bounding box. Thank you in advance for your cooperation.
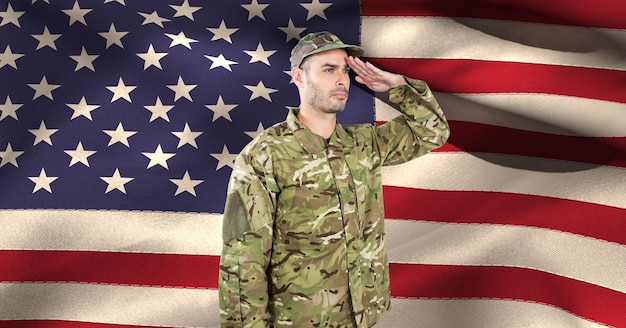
[219,77,450,328]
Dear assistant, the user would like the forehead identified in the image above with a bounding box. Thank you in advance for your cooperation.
[306,48,349,66]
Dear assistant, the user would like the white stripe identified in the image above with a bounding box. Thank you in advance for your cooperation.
[375,92,626,137]
[362,16,626,71]
[0,282,608,328]
[0,283,220,327]
[377,298,609,328]
[385,220,626,294]
[0,209,222,255]
[382,152,626,209]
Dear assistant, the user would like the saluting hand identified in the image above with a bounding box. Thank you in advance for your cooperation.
[347,56,406,93]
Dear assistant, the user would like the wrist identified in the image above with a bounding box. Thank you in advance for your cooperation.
[391,74,407,88]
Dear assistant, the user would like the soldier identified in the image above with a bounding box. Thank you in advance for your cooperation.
[219,31,450,327]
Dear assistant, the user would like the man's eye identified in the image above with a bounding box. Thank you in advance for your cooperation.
[325,68,334,73]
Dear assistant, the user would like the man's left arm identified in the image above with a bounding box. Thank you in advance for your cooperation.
[384,77,450,163]
[348,57,450,164]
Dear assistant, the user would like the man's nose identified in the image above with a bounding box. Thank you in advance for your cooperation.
[337,72,349,87]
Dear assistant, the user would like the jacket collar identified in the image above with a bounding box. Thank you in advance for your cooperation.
[287,107,354,154]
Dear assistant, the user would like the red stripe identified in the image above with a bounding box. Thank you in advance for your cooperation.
[0,321,151,328]
[444,121,626,168]
[383,186,626,245]
[361,0,626,29]
[367,58,626,104]
[0,250,219,288]
[389,263,626,327]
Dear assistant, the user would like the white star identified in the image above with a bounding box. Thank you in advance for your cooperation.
[245,122,266,139]
[64,141,96,167]
[207,20,239,43]
[211,145,237,170]
[167,76,196,102]
[0,45,24,69]
[106,77,137,103]
[204,54,237,71]
[170,171,203,196]
[205,95,237,122]
[170,0,201,21]
[142,144,175,169]
[165,31,198,49]
[278,19,307,42]
[69,47,99,71]
[103,0,125,5]
[28,76,61,100]
[244,81,278,102]
[0,3,25,27]
[241,0,268,21]
[0,143,24,168]
[100,168,134,194]
[138,11,170,28]
[244,42,276,66]
[136,44,168,70]
[172,122,203,149]
[300,0,332,20]
[103,122,137,147]
[29,168,58,193]
[144,96,174,122]
[32,26,61,50]
[66,96,100,120]
[0,95,22,121]
[62,1,91,26]
[28,121,58,146]
[98,23,128,49]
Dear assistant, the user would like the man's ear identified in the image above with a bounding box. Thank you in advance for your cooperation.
[291,67,304,86]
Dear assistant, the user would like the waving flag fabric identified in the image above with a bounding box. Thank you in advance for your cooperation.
[363,0,626,327]
[1,0,625,327]
[0,0,366,326]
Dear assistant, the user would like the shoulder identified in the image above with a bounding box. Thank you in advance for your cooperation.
[343,122,375,132]
[243,121,291,153]
[235,120,296,170]
[342,122,377,142]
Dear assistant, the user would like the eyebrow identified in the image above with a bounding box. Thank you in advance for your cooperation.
[321,63,349,70]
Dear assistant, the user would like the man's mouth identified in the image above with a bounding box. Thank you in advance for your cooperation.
[332,90,348,99]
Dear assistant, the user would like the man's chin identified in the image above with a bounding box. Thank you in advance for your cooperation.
[324,106,346,114]
[330,100,348,112]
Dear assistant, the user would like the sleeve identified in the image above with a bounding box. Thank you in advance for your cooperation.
[219,150,276,328]
[375,77,450,166]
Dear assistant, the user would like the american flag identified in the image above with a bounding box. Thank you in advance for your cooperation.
[1,0,625,327]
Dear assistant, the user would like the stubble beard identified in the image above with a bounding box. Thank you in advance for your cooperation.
[305,79,348,114]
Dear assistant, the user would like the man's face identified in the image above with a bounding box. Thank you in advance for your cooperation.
[300,49,351,114]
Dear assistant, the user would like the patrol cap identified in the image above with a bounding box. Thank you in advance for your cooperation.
[289,31,365,69]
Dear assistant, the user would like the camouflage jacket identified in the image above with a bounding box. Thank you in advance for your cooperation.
[219,78,450,328]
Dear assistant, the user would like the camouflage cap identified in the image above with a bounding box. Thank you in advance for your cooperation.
[289,31,365,69]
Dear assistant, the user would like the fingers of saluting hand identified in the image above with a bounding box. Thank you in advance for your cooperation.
[348,56,382,80]
[348,56,401,92]
[348,56,407,92]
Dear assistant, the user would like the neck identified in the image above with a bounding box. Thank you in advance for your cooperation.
[297,105,336,139]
